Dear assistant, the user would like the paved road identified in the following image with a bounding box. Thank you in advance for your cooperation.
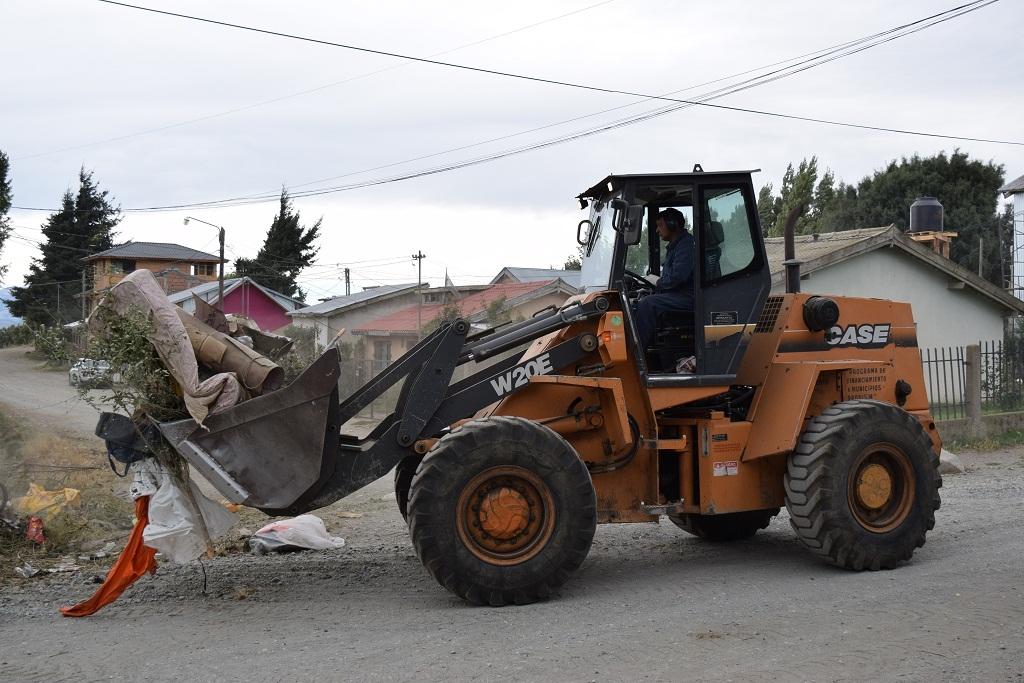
[1,345,1021,681]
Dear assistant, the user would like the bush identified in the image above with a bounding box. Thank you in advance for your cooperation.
[32,325,69,365]
[0,324,32,348]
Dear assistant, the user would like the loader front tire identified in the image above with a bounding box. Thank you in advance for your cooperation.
[785,400,941,571]
[408,416,596,606]
[668,509,778,541]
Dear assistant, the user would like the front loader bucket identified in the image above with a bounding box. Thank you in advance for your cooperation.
[157,349,342,511]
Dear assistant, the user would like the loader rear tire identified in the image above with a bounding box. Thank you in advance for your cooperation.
[668,509,778,541]
[394,455,422,523]
[785,400,941,571]
[408,416,596,606]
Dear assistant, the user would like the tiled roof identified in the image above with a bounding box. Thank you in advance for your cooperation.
[288,283,419,318]
[167,276,304,311]
[767,224,1024,314]
[83,241,222,263]
[491,267,582,289]
[1000,173,1024,196]
[355,281,564,335]
[764,227,891,276]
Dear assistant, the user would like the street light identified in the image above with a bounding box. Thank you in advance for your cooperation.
[183,216,226,311]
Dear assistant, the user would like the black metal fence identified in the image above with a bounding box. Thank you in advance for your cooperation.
[920,346,967,420]
[919,340,1024,420]
[980,339,1024,412]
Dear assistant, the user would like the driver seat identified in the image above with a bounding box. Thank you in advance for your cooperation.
[652,310,695,372]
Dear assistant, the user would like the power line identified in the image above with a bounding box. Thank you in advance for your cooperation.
[91,0,1005,149]
[12,0,1014,214]
[16,0,617,160]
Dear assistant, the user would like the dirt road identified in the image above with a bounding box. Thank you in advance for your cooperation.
[1,347,1022,681]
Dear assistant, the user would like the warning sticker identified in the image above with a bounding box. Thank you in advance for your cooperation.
[713,461,739,477]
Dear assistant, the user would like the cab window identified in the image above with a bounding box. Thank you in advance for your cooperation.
[701,186,757,283]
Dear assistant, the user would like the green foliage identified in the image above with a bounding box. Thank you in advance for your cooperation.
[81,307,187,422]
[32,325,68,365]
[562,254,582,270]
[423,303,463,335]
[276,324,323,383]
[234,189,321,301]
[485,295,511,327]
[760,151,1008,286]
[756,183,780,235]
[0,150,11,284]
[8,168,120,325]
[0,323,32,348]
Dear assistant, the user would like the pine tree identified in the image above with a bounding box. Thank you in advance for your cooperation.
[0,151,11,284]
[8,169,121,325]
[756,183,780,235]
[235,189,321,300]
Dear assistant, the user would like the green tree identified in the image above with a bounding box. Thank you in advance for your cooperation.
[0,151,11,283]
[771,157,818,236]
[562,254,582,270]
[235,189,321,301]
[8,169,121,325]
[756,183,780,235]
[819,150,1006,285]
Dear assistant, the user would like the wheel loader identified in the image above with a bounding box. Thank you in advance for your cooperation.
[151,168,942,606]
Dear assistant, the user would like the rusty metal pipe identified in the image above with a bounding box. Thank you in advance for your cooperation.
[175,308,284,394]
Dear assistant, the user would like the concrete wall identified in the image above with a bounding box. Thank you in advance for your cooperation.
[773,247,1006,349]
[936,411,1024,443]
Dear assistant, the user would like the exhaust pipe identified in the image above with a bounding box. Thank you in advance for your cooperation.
[782,204,804,294]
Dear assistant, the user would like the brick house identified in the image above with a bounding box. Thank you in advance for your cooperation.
[83,241,224,309]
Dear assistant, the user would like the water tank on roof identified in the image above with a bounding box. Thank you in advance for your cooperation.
[909,196,943,233]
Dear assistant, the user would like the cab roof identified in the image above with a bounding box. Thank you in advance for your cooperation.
[577,170,760,201]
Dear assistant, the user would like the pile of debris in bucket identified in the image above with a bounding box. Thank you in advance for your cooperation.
[27,269,347,617]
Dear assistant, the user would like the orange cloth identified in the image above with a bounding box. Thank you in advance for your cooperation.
[61,496,158,618]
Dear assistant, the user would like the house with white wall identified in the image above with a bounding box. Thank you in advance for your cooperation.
[765,225,1024,350]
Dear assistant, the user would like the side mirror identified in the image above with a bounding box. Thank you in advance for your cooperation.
[622,205,644,246]
[576,219,592,247]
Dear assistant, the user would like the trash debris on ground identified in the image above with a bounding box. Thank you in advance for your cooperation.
[249,515,345,555]
[14,562,39,578]
[939,448,966,474]
[13,483,81,520]
[24,515,46,544]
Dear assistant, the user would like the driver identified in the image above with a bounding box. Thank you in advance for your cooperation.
[633,208,695,350]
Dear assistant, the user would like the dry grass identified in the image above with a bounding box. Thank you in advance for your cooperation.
[1,407,132,584]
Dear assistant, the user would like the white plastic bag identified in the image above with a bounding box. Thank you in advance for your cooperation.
[250,515,345,554]
[130,459,237,563]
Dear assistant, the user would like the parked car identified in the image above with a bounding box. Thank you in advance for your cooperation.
[69,358,113,388]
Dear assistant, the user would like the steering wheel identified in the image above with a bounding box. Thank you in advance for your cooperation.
[624,268,654,293]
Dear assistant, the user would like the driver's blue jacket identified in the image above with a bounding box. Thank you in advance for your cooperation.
[657,231,695,294]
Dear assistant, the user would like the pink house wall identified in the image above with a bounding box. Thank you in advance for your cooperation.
[222,284,292,331]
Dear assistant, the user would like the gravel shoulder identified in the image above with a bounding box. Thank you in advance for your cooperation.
[1,346,1022,682]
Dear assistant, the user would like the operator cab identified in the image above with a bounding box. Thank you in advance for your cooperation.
[577,168,770,383]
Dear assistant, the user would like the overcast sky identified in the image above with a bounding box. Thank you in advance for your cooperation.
[2,0,1022,301]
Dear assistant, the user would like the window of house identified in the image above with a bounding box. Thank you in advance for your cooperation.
[372,341,392,373]
[194,263,217,277]
[110,260,136,274]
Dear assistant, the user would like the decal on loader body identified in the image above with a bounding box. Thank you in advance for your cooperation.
[490,353,554,397]
[826,323,891,348]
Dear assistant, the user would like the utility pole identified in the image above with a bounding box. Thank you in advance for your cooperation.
[412,250,426,340]
[56,282,61,325]
[344,268,351,296]
[81,269,87,321]
[184,216,226,311]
